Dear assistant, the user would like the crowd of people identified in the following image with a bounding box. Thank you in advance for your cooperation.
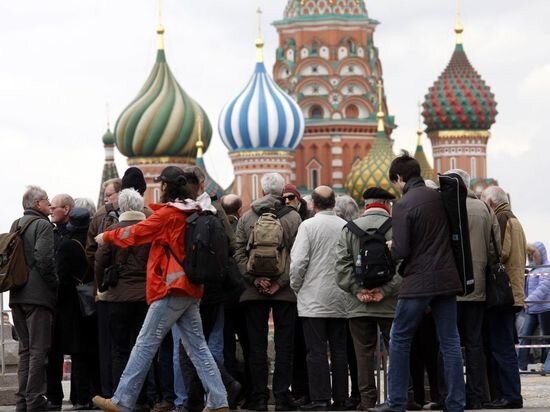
[6,152,549,412]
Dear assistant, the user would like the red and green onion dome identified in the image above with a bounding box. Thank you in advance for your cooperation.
[422,27,497,132]
[344,132,399,204]
[284,0,367,19]
[114,25,212,160]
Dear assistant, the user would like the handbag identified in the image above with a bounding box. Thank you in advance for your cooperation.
[485,227,514,309]
[72,239,97,317]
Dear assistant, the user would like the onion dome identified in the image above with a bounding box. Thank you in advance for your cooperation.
[102,127,115,145]
[114,25,212,159]
[97,125,119,207]
[284,0,367,19]
[218,18,305,152]
[345,81,399,203]
[195,124,224,200]
[422,25,497,132]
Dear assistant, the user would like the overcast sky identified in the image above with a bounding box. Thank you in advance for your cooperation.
[0,0,548,247]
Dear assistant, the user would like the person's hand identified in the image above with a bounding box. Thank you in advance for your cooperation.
[264,281,281,295]
[386,240,393,249]
[366,288,384,302]
[356,289,369,303]
[95,233,105,246]
[254,277,271,292]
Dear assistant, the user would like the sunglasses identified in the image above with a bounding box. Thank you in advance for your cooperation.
[283,194,296,201]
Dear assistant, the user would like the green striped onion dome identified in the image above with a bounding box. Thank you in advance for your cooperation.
[114,37,212,158]
[345,132,399,203]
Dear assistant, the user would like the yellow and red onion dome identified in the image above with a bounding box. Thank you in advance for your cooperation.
[114,25,212,159]
[422,27,497,132]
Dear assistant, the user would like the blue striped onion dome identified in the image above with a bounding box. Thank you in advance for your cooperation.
[218,62,305,152]
[114,27,212,159]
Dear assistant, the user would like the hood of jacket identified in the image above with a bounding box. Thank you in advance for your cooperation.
[196,192,217,214]
[531,241,549,267]
[251,194,284,215]
[150,200,201,213]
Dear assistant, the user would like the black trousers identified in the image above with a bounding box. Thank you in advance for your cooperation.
[70,352,100,405]
[109,301,149,388]
[292,316,309,401]
[409,312,442,405]
[244,300,296,404]
[484,306,522,403]
[46,311,64,405]
[457,302,489,405]
[180,303,235,412]
[96,301,113,398]
[346,322,360,401]
[349,316,392,409]
[301,317,348,404]
[223,302,250,401]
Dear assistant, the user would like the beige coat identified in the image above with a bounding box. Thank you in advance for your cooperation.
[457,193,500,302]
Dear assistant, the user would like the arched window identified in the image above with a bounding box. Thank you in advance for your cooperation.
[450,157,457,169]
[154,188,160,203]
[252,175,259,201]
[310,169,319,189]
[345,104,359,119]
[470,157,477,178]
[310,105,324,119]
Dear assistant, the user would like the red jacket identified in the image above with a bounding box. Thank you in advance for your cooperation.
[103,201,203,304]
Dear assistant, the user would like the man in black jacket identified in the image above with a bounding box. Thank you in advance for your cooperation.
[369,154,465,412]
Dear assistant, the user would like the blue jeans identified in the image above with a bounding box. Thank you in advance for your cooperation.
[387,296,465,412]
[111,295,227,412]
[172,326,188,407]
[208,305,225,362]
[517,313,538,370]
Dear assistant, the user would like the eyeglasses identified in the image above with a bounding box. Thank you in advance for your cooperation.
[37,197,50,204]
[283,194,296,201]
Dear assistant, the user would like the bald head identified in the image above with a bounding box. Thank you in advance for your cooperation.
[221,194,242,217]
[312,185,335,211]
[50,193,75,225]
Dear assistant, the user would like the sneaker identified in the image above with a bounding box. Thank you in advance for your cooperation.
[92,396,123,412]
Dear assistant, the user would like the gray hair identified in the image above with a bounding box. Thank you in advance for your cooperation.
[261,173,285,196]
[334,195,359,221]
[424,179,439,190]
[444,169,471,189]
[118,188,144,213]
[22,185,47,209]
[74,197,97,216]
[53,193,75,209]
[481,185,509,207]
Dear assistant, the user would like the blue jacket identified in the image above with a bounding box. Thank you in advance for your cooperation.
[526,241,550,314]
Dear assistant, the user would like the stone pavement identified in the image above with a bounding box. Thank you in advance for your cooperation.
[0,374,547,411]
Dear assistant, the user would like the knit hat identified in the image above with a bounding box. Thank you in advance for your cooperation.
[283,184,302,200]
[67,208,91,232]
[362,187,396,200]
[121,167,147,195]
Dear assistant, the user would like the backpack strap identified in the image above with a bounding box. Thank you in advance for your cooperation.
[376,218,392,236]
[345,221,367,238]
[11,216,41,235]
[276,205,294,219]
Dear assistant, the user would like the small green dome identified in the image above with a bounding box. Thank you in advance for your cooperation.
[345,133,399,204]
[114,31,212,159]
[102,127,115,145]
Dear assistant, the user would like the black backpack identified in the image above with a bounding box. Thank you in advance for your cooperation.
[183,211,228,285]
[345,218,395,289]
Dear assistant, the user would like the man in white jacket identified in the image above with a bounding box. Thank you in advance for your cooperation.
[290,186,352,411]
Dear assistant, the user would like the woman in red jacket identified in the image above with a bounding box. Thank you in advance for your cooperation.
[92,166,228,412]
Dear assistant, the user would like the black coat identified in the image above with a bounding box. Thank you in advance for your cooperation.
[391,177,462,298]
[56,228,98,354]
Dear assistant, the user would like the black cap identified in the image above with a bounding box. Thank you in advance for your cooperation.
[153,166,187,185]
[362,187,396,200]
[121,167,147,195]
[67,208,91,232]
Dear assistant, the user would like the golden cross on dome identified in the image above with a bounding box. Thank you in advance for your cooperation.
[417,101,423,146]
[255,6,265,62]
[196,115,204,158]
[455,0,464,45]
[105,103,111,129]
[156,0,165,50]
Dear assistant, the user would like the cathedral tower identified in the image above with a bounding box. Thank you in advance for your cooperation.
[273,0,395,191]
